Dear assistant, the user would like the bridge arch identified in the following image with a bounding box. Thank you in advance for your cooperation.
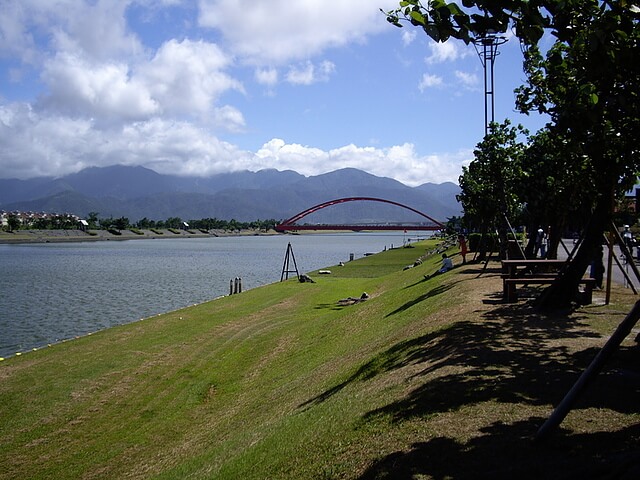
[275,197,445,232]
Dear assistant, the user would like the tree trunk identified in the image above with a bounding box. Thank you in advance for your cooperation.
[524,222,537,259]
[536,193,612,311]
[546,226,561,260]
[475,224,489,261]
[498,223,509,260]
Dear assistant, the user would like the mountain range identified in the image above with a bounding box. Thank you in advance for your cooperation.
[0,165,462,224]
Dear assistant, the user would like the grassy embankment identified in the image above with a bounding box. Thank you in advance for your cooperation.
[1,239,639,479]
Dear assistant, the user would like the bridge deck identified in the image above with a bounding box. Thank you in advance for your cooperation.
[275,224,442,232]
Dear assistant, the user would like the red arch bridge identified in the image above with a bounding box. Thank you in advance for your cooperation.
[275,197,445,232]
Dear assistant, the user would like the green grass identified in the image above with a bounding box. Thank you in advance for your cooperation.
[0,239,447,479]
[1,237,638,479]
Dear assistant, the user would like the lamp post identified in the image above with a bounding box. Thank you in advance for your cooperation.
[473,31,508,136]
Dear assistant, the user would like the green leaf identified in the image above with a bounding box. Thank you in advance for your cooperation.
[409,10,426,26]
[447,2,465,16]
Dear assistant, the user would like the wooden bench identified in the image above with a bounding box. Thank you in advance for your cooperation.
[503,276,597,303]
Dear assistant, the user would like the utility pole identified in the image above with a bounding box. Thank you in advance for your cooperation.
[473,31,507,136]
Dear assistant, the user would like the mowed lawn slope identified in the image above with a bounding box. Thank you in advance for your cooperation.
[1,239,639,479]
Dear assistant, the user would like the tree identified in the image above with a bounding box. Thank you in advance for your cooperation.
[458,120,527,259]
[113,216,129,231]
[99,217,114,230]
[87,212,99,229]
[512,3,640,307]
[7,214,21,232]
[165,217,182,229]
[518,127,595,259]
[386,0,640,309]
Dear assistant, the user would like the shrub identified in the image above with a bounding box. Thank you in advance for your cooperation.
[468,232,498,252]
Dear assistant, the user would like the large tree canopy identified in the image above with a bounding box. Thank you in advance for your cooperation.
[386,0,640,309]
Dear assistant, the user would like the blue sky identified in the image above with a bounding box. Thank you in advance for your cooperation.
[0,0,546,186]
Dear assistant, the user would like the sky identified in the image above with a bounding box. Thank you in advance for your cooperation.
[0,0,547,186]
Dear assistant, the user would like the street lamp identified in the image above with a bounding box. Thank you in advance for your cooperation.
[473,31,508,136]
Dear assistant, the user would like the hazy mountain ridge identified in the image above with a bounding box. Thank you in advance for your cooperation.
[1,165,461,223]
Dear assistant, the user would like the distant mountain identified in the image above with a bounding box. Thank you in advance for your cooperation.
[0,165,462,223]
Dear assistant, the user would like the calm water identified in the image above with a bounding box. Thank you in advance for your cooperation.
[0,233,427,357]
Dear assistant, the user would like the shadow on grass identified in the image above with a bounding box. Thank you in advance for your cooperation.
[386,282,458,318]
[358,420,640,479]
[301,292,640,477]
[314,303,356,312]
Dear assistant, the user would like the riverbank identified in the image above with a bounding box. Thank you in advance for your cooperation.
[0,227,280,244]
[1,242,639,478]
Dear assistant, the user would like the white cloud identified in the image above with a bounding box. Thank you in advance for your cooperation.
[198,0,396,65]
[140,39,244,117]
[117,119,252,176]
[36,38,244,126]
[425,41,471,64]
[252,139,468,185]
[255,67,278,86]
[455,70,480,90]
[39,52,159,122]
[0,0,479,187]
[0,103,251,179]
[0,102,466,183]
[418,73,443,92]
[0,0,143,63]
[212,105,246,132]
[51,0,143,61]
[286,61,335,85]
[402,30,417,46]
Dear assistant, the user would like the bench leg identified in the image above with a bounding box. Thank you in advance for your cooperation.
[503,280,517,303]
[582,284,593,305]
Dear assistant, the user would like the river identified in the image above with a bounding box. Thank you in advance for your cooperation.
[0,232,429,358]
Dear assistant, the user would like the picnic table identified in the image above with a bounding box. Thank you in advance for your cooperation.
[501,259,595,303]
[502,259,567,278]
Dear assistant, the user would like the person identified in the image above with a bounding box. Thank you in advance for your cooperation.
[623,225,634,258]
[458,234,468,263]
[535,228,547,258]
[425,253,454,279]
[440,253,454,272]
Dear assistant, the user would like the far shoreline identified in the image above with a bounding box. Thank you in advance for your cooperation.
[0,228,283,245]
[0,228,426,245]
